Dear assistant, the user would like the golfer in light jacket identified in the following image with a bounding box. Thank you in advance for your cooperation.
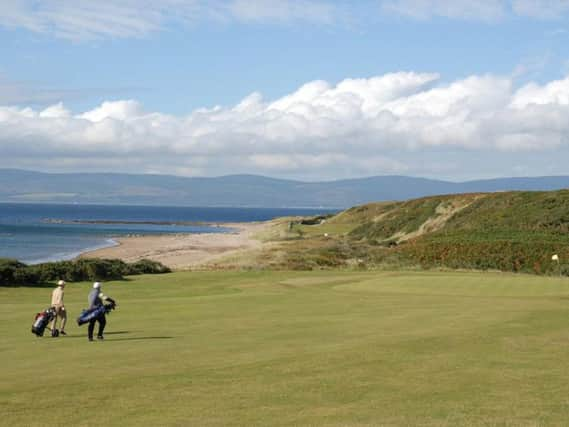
[50,280,67,336]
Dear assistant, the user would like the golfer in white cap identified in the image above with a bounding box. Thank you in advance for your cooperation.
[87,282,108,341]
[50,280,67,336]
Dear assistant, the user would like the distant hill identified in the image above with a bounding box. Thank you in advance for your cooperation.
[276,189,569,275]
[1,169,569,208]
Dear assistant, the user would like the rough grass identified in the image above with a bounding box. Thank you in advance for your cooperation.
[3,270,569,426]
[265,190,569,275]
[348,194,482,243]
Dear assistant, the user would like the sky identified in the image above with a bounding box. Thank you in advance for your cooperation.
[1,0,569,182]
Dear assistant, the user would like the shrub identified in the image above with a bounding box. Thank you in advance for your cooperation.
[0,258,171,287]
[0,259,28,286]
[125,259,172,275]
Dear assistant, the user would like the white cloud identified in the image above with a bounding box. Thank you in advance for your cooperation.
[0,0,340,41]
[39,103,71,119]
[512,0,569,19]
[380,0,508,21]
[227,0,337,24]
[510,76,569,107]
[3,0,569,42]
[2,71,569,179]
[381,0,569,20]
[0,0,171,40]
[79,100,145,122]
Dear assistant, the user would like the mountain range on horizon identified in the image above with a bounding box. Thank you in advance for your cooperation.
[1,168,569,208]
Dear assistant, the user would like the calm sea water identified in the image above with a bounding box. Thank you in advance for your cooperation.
[0,203,336,264]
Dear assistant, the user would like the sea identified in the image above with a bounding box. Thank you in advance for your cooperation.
[0,203,336,264]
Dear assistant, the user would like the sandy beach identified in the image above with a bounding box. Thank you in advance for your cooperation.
[79,222,271,270]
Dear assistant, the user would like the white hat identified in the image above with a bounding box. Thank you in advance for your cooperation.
[93,282,101,289]
[57,280,65,286]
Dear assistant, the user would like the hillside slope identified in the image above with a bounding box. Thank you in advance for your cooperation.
[268,190,569,275]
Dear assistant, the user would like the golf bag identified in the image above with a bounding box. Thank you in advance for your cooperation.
[76,298,117,326]
[31,307,57,337]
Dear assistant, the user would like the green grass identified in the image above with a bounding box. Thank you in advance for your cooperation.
[3,270,569,425]
[276,190,569,274]
[350,196,446,241]
[292,221,357,238]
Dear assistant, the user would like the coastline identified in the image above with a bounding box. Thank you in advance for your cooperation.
[25,238,120,265]
[78,221,272,270]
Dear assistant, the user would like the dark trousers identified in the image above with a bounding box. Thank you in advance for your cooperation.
[88,313,106,339]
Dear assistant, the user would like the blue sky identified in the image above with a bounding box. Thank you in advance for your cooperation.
[1,0,569,181]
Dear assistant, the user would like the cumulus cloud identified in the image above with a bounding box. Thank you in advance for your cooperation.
[2,71,569,179]
[510,76,569,107]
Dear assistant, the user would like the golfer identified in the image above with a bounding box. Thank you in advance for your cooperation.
[87,282,109,341]
[50,280,67,336]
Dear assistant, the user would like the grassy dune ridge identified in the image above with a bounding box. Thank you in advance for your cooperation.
[268,190,569,274]
[3,270,569,425]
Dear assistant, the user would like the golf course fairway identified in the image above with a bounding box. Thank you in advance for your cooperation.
[2,270,569,426]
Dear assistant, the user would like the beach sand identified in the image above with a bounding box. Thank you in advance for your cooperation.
[79,222,271,270]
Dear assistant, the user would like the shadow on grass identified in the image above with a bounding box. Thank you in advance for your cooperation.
[59,333,173,342]
[106,336,173,342]
[60,330,131,339]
